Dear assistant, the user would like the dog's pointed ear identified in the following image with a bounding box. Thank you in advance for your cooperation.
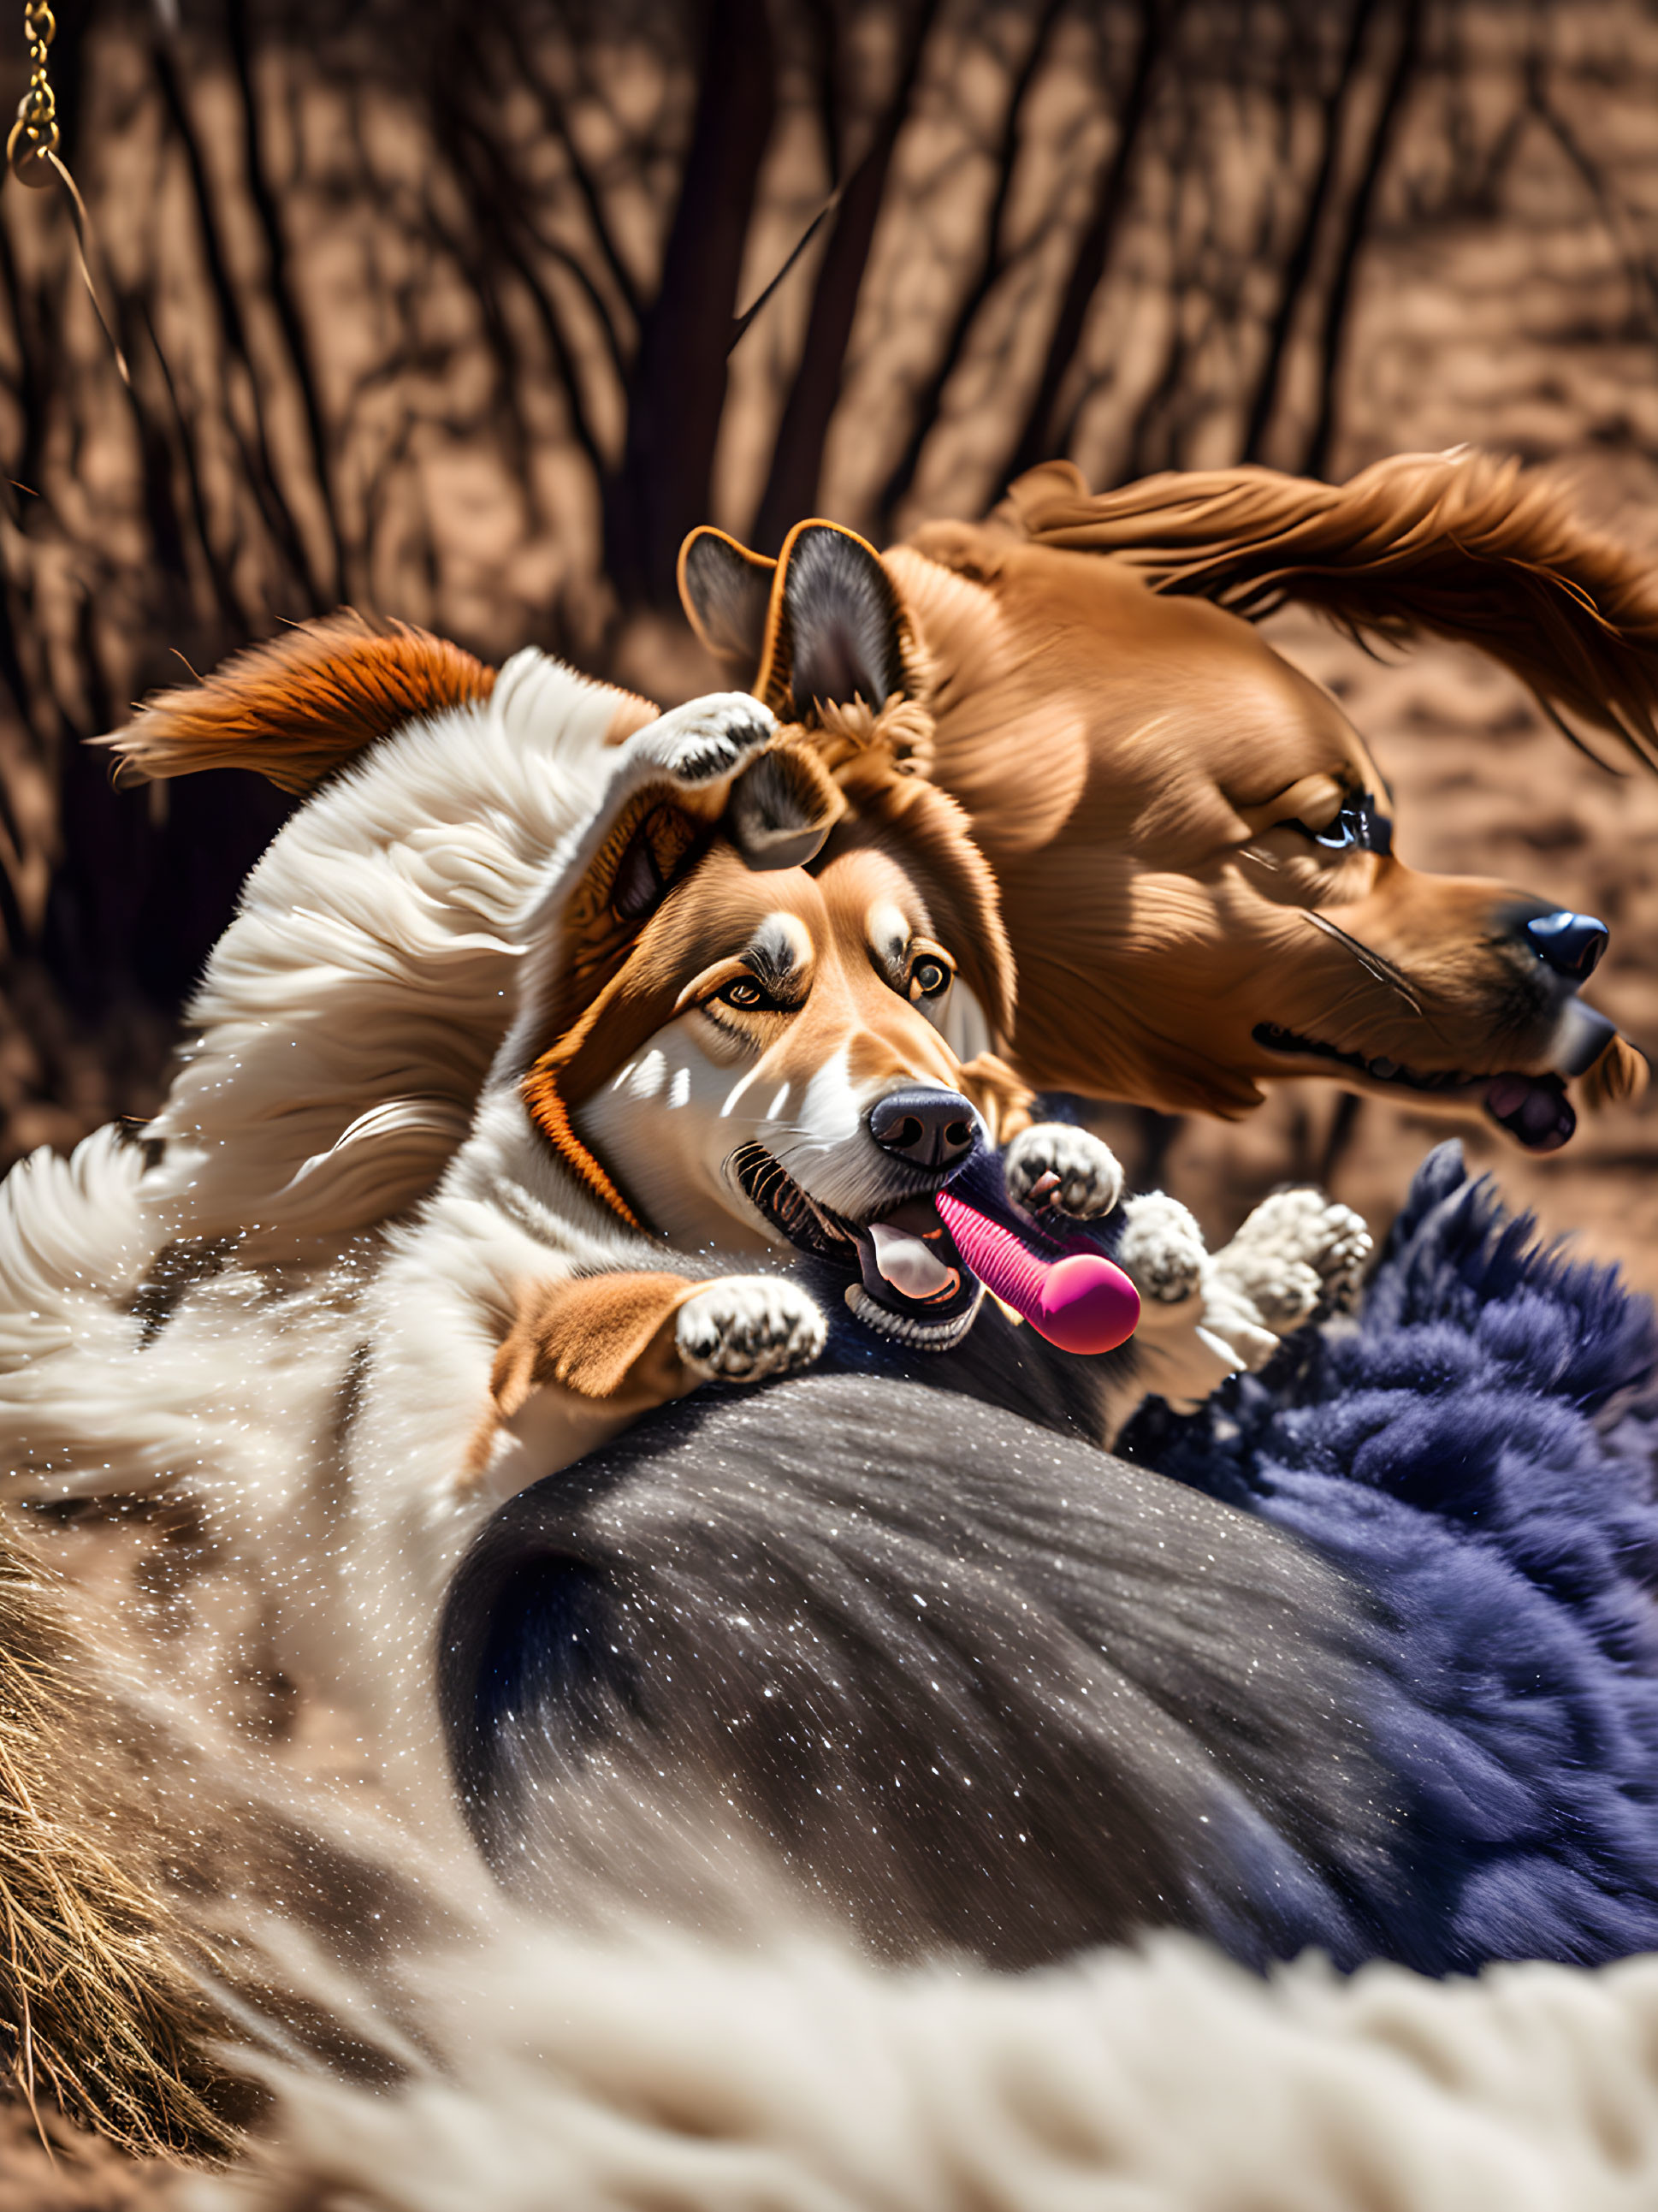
[678,528,776,679]
[754,522,913,723]
[725,740,844,870]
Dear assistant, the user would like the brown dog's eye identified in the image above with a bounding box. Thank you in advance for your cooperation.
[1289,795,1392,858]
[910,958,950,999]
[714,976,772,1011]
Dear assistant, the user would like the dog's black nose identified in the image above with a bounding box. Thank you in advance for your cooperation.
[1524,910,1609,981]
[867,1088,978,1170]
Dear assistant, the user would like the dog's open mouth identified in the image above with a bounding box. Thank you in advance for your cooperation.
[1253,1024,1578,1152]
[728,1142,1141,1356]
[728,1142,982,1348]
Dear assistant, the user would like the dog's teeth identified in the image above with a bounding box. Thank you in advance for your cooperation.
[869,1224,956,1299]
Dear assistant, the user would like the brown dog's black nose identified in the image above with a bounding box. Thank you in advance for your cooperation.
[1524,910,1608,982]
[867,1088,978,1171]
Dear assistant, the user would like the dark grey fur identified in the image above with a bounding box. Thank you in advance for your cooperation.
[440,1367,1404,1972]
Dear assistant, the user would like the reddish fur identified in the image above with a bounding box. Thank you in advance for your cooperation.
[986,452,1658,772]
[100,612,498,793]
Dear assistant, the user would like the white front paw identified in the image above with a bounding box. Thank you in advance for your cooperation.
[1116,1191,1206,1305]
[1004,1124,1124,1220]
[639,695,776,789]
[676,1276,826,1382]
[1213,1189,1372,1330]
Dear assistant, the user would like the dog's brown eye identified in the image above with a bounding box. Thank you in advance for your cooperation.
[715,976,770,1011]
[910,958,950,999]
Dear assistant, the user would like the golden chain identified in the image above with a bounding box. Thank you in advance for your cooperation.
[7,0,60,189]
[2,0,127,381]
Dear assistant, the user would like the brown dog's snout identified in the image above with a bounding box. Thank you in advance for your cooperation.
[1520,908,1609,983]
[867,1088,978,1171]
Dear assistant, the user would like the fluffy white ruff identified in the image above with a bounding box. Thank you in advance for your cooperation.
[0,1127,352,1513]
[143,650,638,1254]
[197,1913,1658,2212]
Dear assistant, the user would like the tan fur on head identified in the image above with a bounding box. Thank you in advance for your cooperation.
[826,753,1016,1044]
[99,611,500,792]
[992,450,1658,773]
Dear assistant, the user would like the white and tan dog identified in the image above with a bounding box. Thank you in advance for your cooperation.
[0,649,1365,1819]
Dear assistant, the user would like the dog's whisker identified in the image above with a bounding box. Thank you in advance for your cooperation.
[1301,912,1426,1019]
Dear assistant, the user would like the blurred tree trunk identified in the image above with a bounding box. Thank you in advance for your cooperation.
[0,0,1647,1160]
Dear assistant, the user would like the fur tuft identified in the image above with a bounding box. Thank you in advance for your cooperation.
[1580,1034,1649,1112]
[198,1916,1658,2212]
[99,612,498,793]
[995,450,1658,771]
[0,1515,237,2158]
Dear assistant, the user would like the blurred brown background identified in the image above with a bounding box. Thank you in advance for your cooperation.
[1,0,1655,1280]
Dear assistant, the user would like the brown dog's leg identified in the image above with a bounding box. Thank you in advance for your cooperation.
[491,1272,706,1419]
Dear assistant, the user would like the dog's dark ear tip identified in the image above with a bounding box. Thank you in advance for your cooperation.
[737,823,833,872]
[761,522,909,725]
[678,528,775,672]
[726,742,844,872]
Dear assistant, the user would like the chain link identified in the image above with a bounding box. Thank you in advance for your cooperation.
[8,0,60,188]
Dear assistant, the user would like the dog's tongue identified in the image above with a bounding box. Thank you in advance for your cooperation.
[934,1188,1140,1355]
[1484,1073,1576,1152]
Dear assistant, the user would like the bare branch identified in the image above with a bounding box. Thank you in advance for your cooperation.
[1302,0,1424,480]
[1239,0,1379,466]
[749,0,944,554]
[876,0,1067,535]
[995,0,1176,494]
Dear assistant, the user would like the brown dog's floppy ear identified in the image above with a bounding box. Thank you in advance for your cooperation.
[755,521,914,723]
[725,740,844,870]
[678,528,776,679]
[998,452,1658,773]
[97,612,496,792]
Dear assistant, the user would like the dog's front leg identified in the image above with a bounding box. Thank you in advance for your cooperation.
[1206,1189,1371,1338]
[477,1270,826,1474]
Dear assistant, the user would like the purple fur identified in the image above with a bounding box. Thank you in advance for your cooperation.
[1123,1140,1658,1970]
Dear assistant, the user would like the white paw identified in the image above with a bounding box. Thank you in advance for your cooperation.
[1004,1124,1124,1220]
[1116,1190,1206,1304]
[639,694,777,789]
[1213,1188,1372,1330]
[676,1276,826,1383]
[1192,1278,1282,1373]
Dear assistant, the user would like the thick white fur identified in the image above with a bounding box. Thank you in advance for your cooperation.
[198,1907,1658,2212]
[140,650,641,1254]
[0,663,1371,1818]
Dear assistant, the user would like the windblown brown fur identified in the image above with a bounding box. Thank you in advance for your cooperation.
[101,613,496,792]
[991,451,1658,774]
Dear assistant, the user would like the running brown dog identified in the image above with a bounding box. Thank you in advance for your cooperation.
[681,449,1653,1153]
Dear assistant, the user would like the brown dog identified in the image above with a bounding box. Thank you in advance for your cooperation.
[680,449,1653,1153]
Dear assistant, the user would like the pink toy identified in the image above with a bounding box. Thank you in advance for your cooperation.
[935,1190,1140,1355]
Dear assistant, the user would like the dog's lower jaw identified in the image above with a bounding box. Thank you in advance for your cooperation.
[1251,1023,1596,1151]
[843,1280,985,1349]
